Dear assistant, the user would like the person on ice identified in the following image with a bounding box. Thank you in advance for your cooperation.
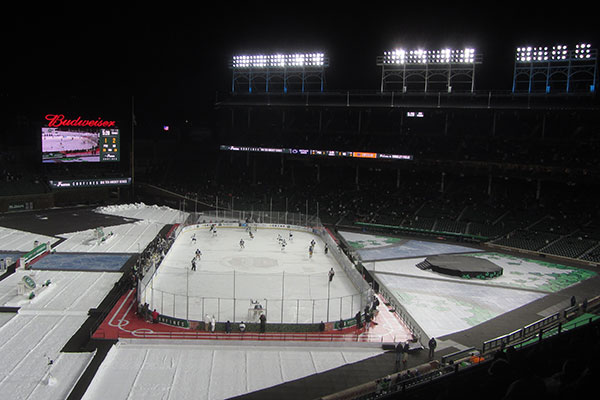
[324,243,329,255]
[191,233,196,244]
[328,267,335,282]
[240,238,245,249]
[191,257,196,271]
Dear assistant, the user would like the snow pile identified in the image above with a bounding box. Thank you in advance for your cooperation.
[95,203,188,225]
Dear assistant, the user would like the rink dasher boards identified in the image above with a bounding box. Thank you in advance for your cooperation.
[145,224,363,324]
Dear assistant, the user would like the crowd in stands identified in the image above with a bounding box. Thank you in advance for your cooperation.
[2,95,599,265]
[131,147,600,265]
[133,233,174,282]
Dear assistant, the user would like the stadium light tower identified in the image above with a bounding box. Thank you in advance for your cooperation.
[229,52,329,93]
[512,43,597,93]
[376,47,482,93]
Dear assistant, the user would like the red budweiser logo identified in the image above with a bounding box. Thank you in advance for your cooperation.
[45,114,116,128]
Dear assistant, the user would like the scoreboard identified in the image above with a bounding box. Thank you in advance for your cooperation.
[100,129,120,161]
[220,145,413,161]
[41,114,121,163]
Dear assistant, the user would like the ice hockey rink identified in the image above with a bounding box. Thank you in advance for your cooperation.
[146,224,365,324]
[41,129,98,153]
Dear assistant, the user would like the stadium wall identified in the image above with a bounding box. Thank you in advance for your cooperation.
[0,192,54,212]
[0,187,120,213]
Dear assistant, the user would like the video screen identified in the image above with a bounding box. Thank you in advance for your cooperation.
[220,145,413,161]
[41,127,120,163]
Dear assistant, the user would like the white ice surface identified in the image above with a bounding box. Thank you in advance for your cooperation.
[82,340,384,400]
[146,226,362,323]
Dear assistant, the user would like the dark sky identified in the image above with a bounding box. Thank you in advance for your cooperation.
[2,1,598,126]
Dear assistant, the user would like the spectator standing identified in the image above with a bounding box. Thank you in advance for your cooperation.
[402,342,409,369]
[355,311,362,329]
[428,337,437,360]
[259,313,267,333]
[395,342,404,372]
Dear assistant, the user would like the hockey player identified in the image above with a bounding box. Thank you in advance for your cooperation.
[309,245,314,258]
[324,243,329,255]
[249,230,254,239]
[280,239,286,251]
[240,238,245,249]
[195,248,202,259]
[191,257,196,271]
[212,227,217,237]
[328,267,335,282]
[310,239,316,248]
[289,232,293,241]
[191,233,196,244]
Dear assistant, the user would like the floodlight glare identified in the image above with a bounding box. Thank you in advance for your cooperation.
[515,43,596,62]
[232,52,326,69]
[381,47,478,65]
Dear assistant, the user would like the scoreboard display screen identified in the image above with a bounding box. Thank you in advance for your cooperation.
[220,145,413,161]
[100,129,120,161]
[41,114,120,163]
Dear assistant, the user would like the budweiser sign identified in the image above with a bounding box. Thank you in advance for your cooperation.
[45,114,116,128]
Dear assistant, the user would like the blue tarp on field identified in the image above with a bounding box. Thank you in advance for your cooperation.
[31,252,131,272]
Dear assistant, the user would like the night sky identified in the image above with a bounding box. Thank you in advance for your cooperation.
[2,1,598,129]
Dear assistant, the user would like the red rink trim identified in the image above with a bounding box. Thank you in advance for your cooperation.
[93,291,410,343]
[92,289,375,342]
